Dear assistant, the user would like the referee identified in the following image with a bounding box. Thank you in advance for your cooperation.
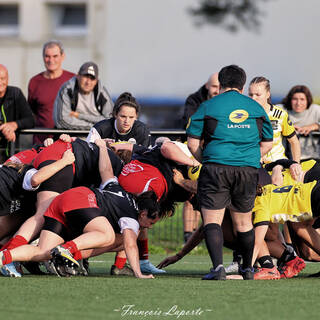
[186,65,273,280]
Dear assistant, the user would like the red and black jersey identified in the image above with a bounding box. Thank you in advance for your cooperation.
[43,182,139,238]
[132,145,176,194]
[0,164,36,216]
[33,138,124,188]
[5,145,45,165]
[72,139,124,187]
[119,160,168,200]
[92,181,139,233]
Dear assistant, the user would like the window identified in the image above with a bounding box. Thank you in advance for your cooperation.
[0,4,19,36]
[48,3,87,36]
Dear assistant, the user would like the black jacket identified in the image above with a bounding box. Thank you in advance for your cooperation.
[182,84,208,129]
[0,86,35,149]
[0,86,35,130]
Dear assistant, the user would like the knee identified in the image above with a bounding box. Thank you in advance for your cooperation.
[235,220,253,233]
[34,213,45,224]
[102,231,115,246]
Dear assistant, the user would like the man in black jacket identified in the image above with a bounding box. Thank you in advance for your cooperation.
[182,72,219,129]
[0,64,35,162]
[181,72,219,243]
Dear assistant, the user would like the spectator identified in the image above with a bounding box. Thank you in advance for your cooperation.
[28,40,75,144]
[53,62,113,130]
[0,64,34,162]
[187,65,273,280]
[182,72,219,129]
[181,72,219,243]
[86,92,150,147]
[281,85,320,160]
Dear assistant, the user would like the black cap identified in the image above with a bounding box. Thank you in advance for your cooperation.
[78,62,98,79]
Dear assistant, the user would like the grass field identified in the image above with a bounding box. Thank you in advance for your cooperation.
[1,252,320,320]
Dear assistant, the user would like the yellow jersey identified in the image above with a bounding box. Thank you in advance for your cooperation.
[263,105,296,164]
[253,181,316,225]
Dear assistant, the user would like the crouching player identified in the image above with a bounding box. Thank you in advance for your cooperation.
[251,179,320,279]
[0,139,159,279]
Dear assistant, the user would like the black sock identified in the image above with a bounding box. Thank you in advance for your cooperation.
[233,250,242,264]
[277,246,295,267]
[237,229,255,269]
[204,223,224,269]
[184,232,193,243]
[258,255,274,269]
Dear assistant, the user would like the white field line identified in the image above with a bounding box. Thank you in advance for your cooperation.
[90,260,231,265]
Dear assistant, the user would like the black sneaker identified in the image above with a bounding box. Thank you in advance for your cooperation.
[50,246,80,275]
[239,267,254,280]
[110,264,134,276]
[77,259,89,276]
[44,259,72,277]
[202,265,226,280]
[21,261,46,275]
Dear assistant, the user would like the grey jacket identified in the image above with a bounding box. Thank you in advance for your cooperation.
[53,76,113,130]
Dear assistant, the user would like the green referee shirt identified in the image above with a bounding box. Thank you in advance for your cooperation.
[186,90,273,168]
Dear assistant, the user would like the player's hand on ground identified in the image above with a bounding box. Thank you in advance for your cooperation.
[61,149,75,165]
[157,255,180,268]
[59,134,72,142]
[43,137,54,147]
[136,274,155,279]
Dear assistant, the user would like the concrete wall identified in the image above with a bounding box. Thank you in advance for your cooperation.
[0,0,319,101]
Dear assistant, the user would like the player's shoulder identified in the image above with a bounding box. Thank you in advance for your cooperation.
[95,118,114,131]
[133,120,149,130]
[270,105,287,119]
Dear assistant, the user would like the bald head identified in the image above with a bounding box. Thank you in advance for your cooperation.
[0,64,8,98]
[205,72,220,99]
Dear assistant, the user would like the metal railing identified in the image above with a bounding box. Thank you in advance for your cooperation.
[9,128,186,156]
[7,128,190,248]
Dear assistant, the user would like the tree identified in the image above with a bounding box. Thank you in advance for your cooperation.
[189,0,274,32]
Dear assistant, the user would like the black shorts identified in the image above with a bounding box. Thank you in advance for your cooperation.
[43,207,102,239]
[38,160,74,193]
[198,163,258,212]
[65,207,103,237]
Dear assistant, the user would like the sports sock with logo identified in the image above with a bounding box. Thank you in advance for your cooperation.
[258,255,274,269]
